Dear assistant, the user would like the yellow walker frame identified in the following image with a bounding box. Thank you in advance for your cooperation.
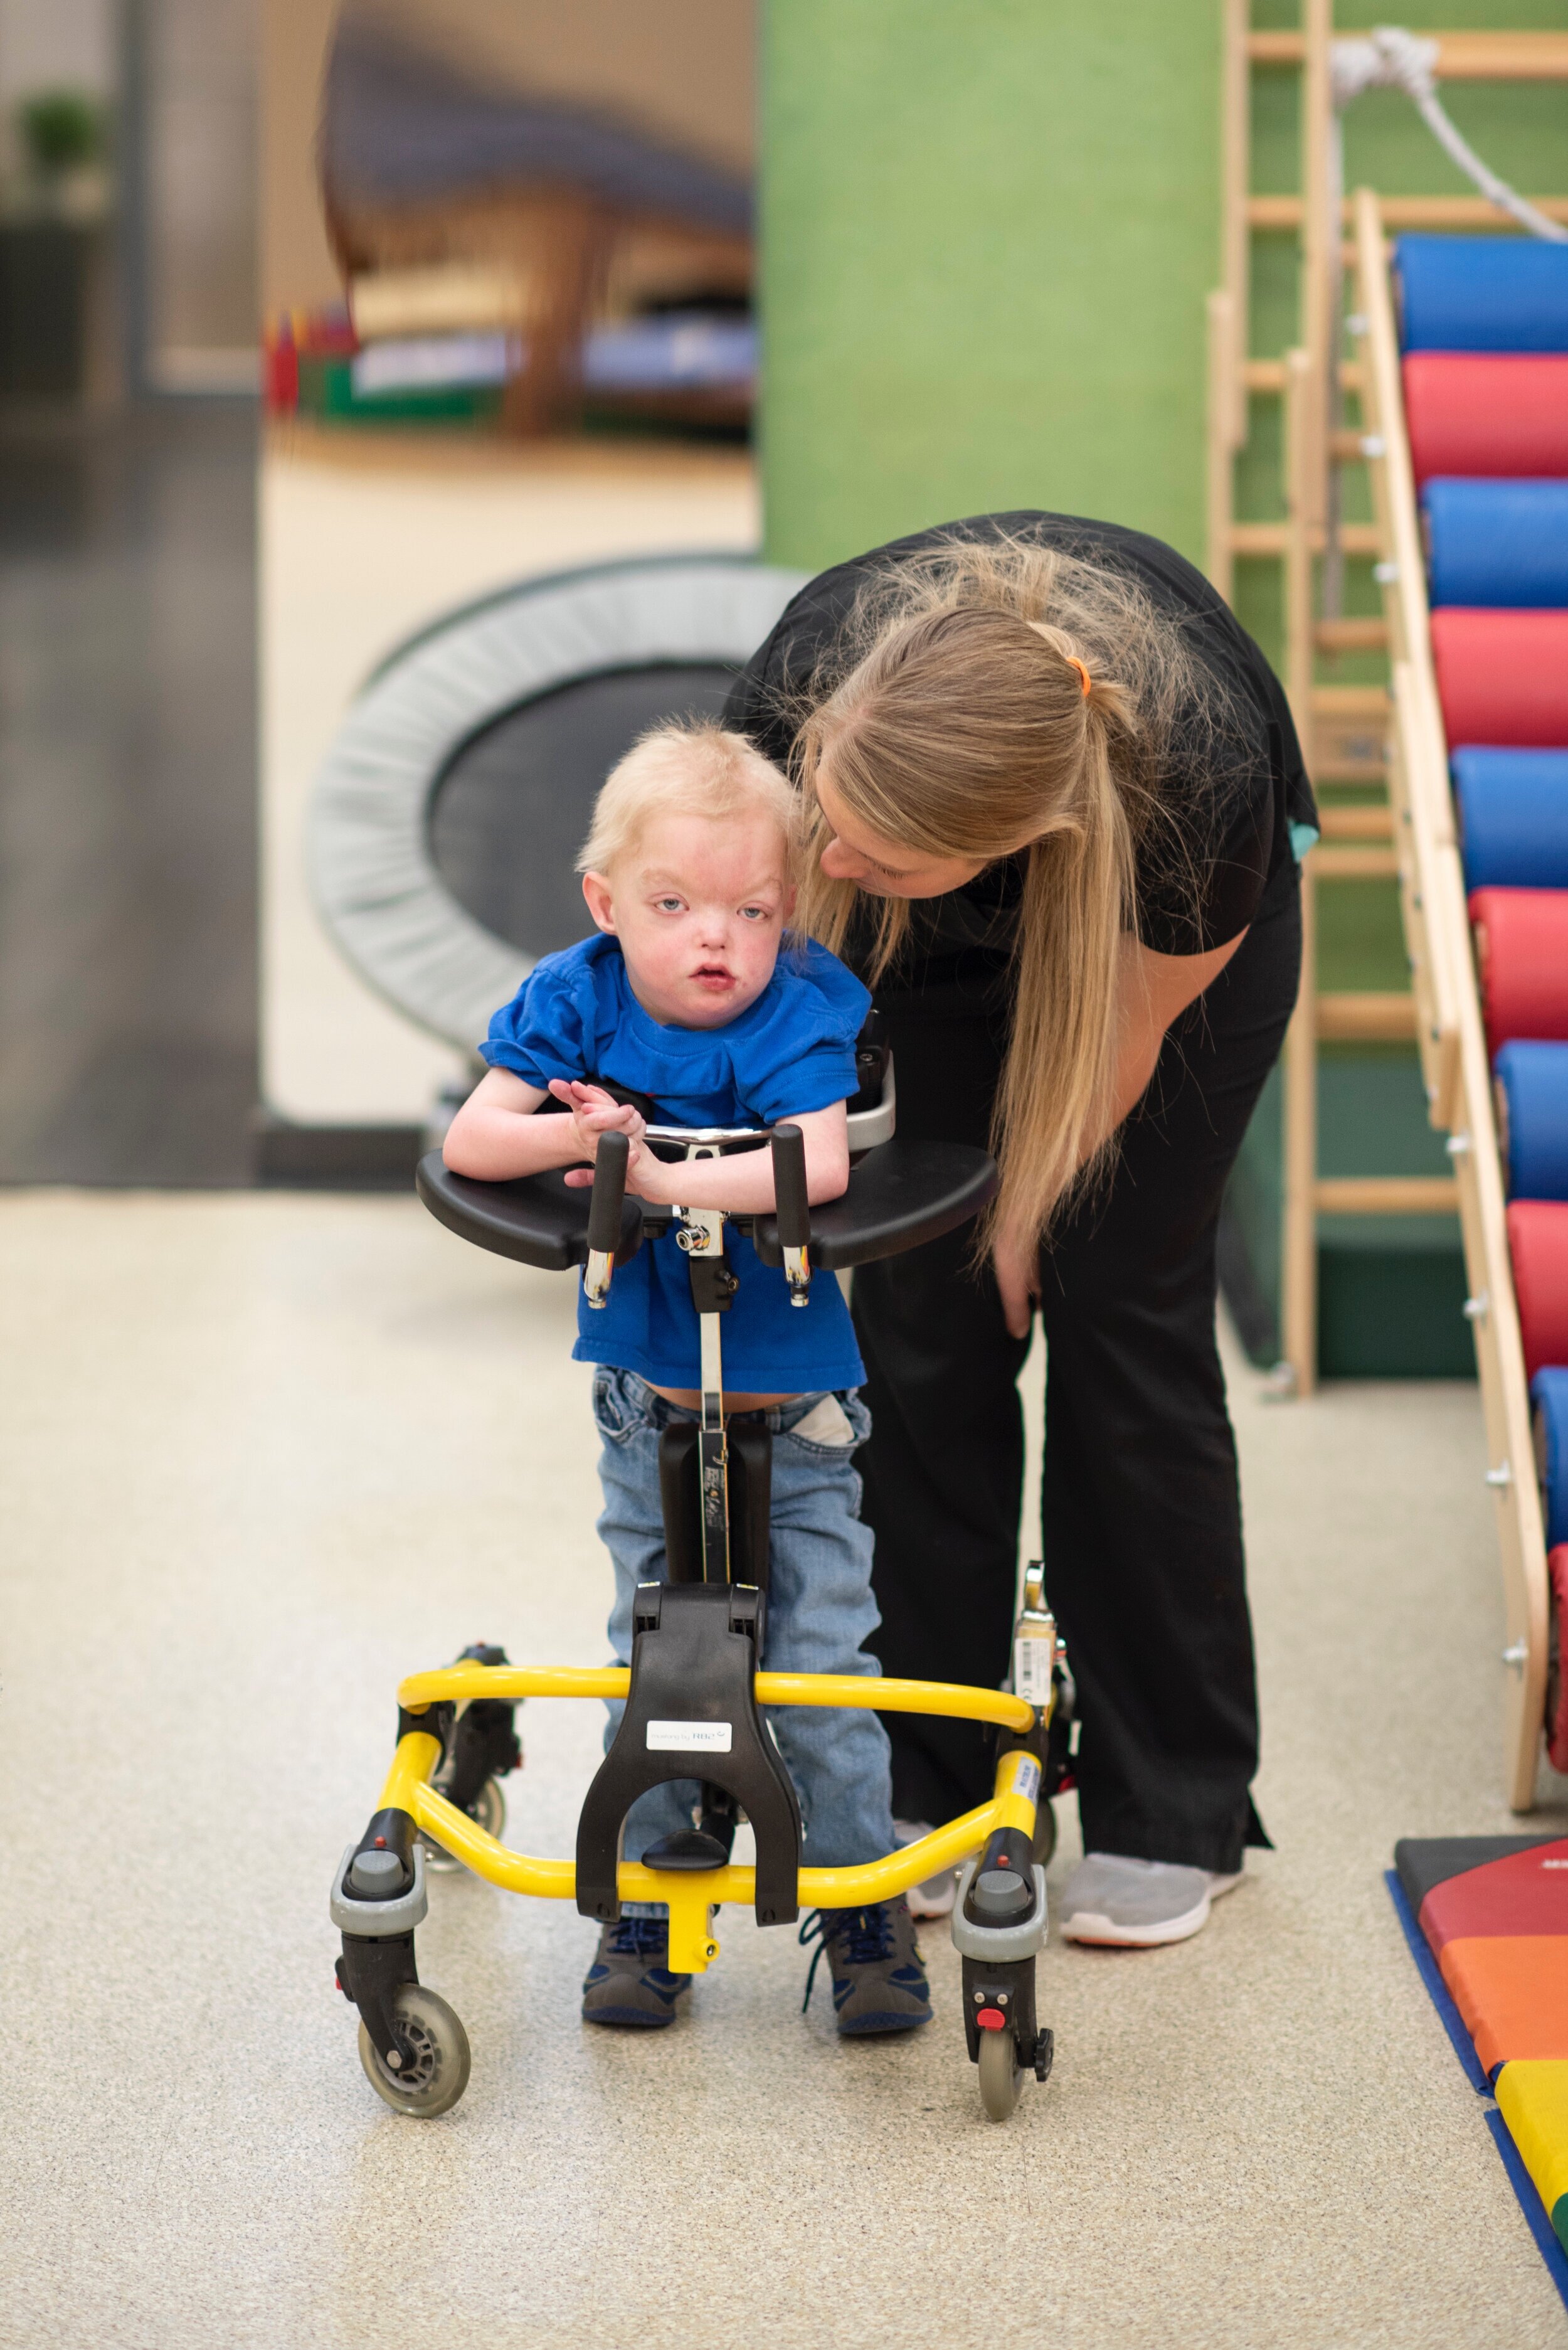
[333,1094,1067,2123]
[389,1665,1045,1977]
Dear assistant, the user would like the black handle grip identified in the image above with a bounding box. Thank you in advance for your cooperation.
[771,1124,810,1250]
[586,1130,630,1255]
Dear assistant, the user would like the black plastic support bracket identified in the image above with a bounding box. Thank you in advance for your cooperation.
[658,1418,772,1588]
[337,1929,419,2068]
[575,1581,800,1928]
[397,1698,454,1752]
[440,1642,524,1813]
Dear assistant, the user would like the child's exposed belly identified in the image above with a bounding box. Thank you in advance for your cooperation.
[645,1383,801,1412]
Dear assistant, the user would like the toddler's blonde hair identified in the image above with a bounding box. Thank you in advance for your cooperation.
[577,720,798,878]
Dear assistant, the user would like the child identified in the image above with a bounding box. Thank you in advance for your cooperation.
[443,722,930,2037]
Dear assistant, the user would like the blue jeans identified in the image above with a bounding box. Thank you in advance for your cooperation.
[591,1367,896,1908]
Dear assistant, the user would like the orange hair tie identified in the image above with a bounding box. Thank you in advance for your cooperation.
[1066,655,1092,699]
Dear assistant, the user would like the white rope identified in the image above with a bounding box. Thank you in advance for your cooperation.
[1317,28,1565,610]
[1332,26,1568,243]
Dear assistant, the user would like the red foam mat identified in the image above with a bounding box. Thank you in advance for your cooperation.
[1418,1839,1568,1955]
[1389,1845,1568,2300]
[1470,887,1568,1051]
[1508,1201,1568,1379]
[1406,354,1568,484]
[1432,609,1568,748]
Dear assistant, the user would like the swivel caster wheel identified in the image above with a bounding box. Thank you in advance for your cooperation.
[977,2026,1025,2122]
[358,1984,471,2118]
[420,1772,506,1873]
[963,1936,1051,2124]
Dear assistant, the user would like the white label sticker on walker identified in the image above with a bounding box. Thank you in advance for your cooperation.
[646,1720,733,1753]
[1011,1755,1042,1806]
[1014,1639,1054,1706]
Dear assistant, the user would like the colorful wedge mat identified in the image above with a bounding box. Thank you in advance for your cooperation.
[1390,1836,1568,2305]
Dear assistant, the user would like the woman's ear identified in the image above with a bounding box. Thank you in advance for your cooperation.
[581,871,617,934]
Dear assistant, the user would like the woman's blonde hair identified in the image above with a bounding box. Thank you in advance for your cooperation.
[793,530,1208,1252]
[578,720,798,878]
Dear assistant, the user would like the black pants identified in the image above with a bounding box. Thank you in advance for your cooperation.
[852,871,1301,1873]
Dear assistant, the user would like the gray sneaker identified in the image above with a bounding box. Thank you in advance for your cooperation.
[581,1916,692,2027]
[894,1818,958,1918]
[1057,1853,1244,1948]
[800,1898,933,2034]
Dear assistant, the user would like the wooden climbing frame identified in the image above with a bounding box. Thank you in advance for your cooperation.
[1206,6,1567,1804]
[1206,3,1568,1401]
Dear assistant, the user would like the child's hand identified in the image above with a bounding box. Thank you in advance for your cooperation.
[620,1137,674,1205]
[551,1081,668,1202]
[548,1078,645,1160]
[562,1129,672,1203]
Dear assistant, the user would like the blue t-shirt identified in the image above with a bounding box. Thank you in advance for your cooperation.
[479,932,870,1391]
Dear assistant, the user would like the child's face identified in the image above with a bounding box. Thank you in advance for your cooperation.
[581,807,794,1030]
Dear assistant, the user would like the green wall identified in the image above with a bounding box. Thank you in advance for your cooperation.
[761,0,1568,580]
[760,2,1222,573]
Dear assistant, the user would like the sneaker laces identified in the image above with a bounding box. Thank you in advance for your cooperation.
[797,1904,896,2012]
[605,1916,670,1963]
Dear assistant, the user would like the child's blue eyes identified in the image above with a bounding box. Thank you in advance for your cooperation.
[650,899,772,920]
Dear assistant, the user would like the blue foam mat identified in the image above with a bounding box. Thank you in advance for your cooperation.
[1426,478,1568,610]
[1454,748,1568,893]
[1385,1870,1568,2310]
[1495,1041,1568,1208]
[1532,1368,1568,1548]
[1396,235,1568,354]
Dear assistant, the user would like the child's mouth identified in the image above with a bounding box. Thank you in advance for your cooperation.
[692,965,735,992]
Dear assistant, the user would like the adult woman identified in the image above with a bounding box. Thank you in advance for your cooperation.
[724,514,1313,1947]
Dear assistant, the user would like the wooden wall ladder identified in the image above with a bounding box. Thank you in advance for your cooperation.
[1205,0,1568,1396]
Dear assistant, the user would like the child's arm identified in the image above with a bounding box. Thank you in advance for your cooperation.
[563,1102,851,1213]
[443,1070,642,1181]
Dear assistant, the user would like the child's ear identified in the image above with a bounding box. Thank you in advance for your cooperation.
[581,871,617,933]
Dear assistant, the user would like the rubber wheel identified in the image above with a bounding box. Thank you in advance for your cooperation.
[421,1773,506,1873]
[358,1984,471,2118]
[978,2026,1024,2122]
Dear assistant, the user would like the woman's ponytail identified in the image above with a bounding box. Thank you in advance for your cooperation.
[993,690,1137,1245]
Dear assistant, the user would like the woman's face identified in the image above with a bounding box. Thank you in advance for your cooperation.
[815,770,990,900]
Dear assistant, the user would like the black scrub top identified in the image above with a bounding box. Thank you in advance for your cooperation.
[723,512,1315,1014]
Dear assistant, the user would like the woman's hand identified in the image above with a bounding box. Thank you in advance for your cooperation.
[992,1224,1040,1341]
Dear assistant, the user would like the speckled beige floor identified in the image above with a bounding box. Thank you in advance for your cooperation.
[2,1192,1564,2349]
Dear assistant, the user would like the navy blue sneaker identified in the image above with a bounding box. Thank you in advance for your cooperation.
[799,1898,932,2034]
[581,1916,691,2028]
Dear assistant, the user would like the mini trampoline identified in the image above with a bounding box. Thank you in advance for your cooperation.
[307,555,805,1054]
